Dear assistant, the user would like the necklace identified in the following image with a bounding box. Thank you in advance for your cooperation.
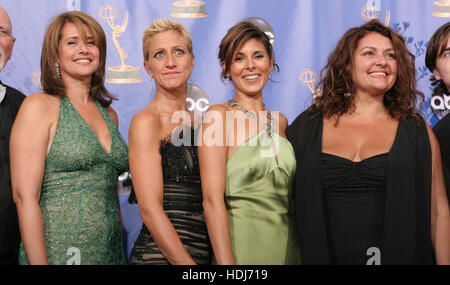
[228,99,273,137]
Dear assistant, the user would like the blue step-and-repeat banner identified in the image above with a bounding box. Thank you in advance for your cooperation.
[1,0,449,258]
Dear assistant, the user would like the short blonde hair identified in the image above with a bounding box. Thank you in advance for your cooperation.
[142,18,193,61]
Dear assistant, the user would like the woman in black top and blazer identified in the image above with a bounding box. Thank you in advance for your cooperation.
[287,20,450,265]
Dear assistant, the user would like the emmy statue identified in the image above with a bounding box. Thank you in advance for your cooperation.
[299,69,321,102]
[32,70,43,90]
[361,4,390,26]
[433,0,450,17]
[171,0,208,18]
[99,5,142,84]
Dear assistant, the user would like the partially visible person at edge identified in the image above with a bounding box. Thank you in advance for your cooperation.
[127,18,211,265]
[427,22,450,200]
[0,6,26,265]
[198,21,301,265]
[10,11,128,265]
[286,19,450,265]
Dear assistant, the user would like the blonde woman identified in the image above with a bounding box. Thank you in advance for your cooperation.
[127,19,210,265]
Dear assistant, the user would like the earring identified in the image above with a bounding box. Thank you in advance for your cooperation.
[187,77,193,97]
[55,62,61,79]
[149,77,153,95]
[344,92,351,98]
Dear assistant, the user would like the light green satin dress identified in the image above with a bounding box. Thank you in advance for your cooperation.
[225,131,301,265]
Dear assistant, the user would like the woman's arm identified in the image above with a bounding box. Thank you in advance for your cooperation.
[129,111,195,265]
[10,94,55,265]
[198,106,235,264]
[426,123,450,264]
[106,106,124,238]
[278,112,289,138]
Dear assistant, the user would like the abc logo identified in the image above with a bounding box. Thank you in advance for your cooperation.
[431,95,450,111]
[186,97,209,113]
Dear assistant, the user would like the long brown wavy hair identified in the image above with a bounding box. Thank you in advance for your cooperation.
[41,11,115,107]
[309,19,423,120]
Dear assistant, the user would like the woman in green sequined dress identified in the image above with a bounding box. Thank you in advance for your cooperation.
[10,12,128,265]
[198,21,301,265]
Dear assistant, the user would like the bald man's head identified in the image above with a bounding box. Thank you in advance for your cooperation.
[0,7,15,71]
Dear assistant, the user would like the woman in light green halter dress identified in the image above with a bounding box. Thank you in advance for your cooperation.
[224,130,300,264]
[10,12,127,265]
[198,21,301,265]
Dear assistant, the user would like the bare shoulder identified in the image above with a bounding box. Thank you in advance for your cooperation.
[19,92,59,120]
[23,92,58,107]
[104,106,119,127]
[273,111,289,134]
[278,112,289,128]
[11,93,59,146]
[202,103,231,133]
[131,108,161,127]
[205,103,230,115]
[129,108,162,141]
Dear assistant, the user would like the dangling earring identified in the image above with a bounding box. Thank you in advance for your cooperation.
[149,77,153,95]
[344,92,351,98]
[55,62,61,79]
[189,77,193,92]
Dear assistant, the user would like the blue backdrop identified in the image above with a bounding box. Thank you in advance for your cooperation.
[1,0,449,258]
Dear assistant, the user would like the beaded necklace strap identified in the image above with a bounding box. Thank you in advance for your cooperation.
[228,99,273,137]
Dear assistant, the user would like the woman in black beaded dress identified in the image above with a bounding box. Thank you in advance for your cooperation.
[127,18,210,265]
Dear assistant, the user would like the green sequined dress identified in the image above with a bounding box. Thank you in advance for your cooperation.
[18,97,128,265]
[224,131,301,265]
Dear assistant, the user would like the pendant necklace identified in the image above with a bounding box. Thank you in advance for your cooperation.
[228,99,273,138]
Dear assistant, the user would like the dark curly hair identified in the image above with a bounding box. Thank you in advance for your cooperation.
[309,19,423,120]
[425,22,450,97]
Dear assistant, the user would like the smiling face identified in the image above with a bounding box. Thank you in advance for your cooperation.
[434,36,450,92]
[351,32,398,98]
[57,22,99,82]
[225,38,273,98]
[144,29,194,94]
[0,8,14,71]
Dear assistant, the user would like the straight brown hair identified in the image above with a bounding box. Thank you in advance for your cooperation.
[41,11,115,107]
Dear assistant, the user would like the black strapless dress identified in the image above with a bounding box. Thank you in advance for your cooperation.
[128,128,211,265]
[321,152,387,265]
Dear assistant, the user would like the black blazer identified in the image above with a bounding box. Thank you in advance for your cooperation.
[0,81,25,265]
[433,113,450,200]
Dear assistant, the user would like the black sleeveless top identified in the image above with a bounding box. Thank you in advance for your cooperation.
[320,152,388,265]
[128,127,211,265]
